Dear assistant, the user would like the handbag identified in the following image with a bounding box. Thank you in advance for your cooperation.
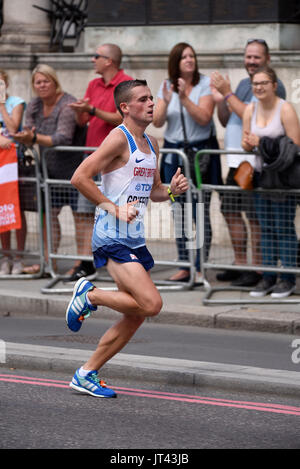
[233,160,254,190]
[17,144,39,211]
[180,104,211,184]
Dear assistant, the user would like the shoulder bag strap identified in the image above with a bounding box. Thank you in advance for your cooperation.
[180,103,189,151]
[180,103,214,147]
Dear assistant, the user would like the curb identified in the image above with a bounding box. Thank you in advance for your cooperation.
[3,342,300,396]
[1,288,300,335]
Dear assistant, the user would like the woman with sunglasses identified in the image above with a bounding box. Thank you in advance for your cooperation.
[242,66,300,298]
[153,42,222,283]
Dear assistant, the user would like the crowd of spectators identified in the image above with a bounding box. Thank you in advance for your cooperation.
[1,39,300,298]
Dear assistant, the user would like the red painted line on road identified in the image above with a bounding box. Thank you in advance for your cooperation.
[1,372,300,416]
[2,373,300,410]
[0,373,69,384]
[0,377,68,389]
[117,390,300,416]
[113,385,300,412]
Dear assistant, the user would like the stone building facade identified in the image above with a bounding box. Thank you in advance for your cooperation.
[0,0,299,147]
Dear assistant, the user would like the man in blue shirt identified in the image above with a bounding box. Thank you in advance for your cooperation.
[211,39,286,287]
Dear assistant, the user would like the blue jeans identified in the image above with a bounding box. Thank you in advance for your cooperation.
[254,192,297,283]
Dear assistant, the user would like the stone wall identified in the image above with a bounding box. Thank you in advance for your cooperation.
[1,3,299,146]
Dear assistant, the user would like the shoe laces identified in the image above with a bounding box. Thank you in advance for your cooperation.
[78,291,96,321]
[78,311,91,322]
[89,371,107,388]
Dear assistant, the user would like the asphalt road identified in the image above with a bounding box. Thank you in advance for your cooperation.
[1,368,300,450]
[0,314,299,372]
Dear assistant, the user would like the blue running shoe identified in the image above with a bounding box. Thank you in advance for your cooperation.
[66,277,97,332]
[70,369,117,398]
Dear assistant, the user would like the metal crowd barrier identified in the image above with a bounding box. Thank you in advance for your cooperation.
[40,146,196,294]
[3,144,300,306]
[194,148,300,305]
[0,145,44,279]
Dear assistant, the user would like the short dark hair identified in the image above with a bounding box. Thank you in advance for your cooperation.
[114,79,148,117]
[168,42,200,92]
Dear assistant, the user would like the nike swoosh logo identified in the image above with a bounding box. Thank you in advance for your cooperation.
[135,158,145,163]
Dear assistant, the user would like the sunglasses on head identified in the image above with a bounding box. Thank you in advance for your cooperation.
[246,38,269,49]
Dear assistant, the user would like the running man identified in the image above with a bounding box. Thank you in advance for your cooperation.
[66,79,189,398]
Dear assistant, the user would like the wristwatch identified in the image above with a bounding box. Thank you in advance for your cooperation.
[31,129,37,145]
[89,106,96,116]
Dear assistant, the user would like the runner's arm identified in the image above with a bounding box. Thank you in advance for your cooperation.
[71,129,138,222]
[150,138,189,202]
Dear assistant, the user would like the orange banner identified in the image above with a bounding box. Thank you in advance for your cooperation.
[0,144,21,233]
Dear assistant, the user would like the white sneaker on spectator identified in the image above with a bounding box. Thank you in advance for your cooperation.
[270,280,296,299]
[0,257,11,275]
[11,259,24,275]
[195,272,210,288]
[250,277,276,297]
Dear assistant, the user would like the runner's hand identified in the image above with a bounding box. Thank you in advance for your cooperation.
[117,200,139,223]
[170,167,189,196]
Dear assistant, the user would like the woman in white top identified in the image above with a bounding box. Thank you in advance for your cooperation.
[242,66,300,299]
[153,42,221,282]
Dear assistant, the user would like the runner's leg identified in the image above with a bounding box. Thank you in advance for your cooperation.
[88,258,162,317]
[82,259,162,371]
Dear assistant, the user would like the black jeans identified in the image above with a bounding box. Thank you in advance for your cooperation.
[160,137,220,272]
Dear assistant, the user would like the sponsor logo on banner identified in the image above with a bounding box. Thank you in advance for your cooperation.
[0,145,21,233]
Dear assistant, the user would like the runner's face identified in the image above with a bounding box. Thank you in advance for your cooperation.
[126,86,154,124]
[244,43,269,77]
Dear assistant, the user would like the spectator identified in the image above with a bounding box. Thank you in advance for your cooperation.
[68,43,133,282]
[211,39,286,287]
[153,42,222,283]
[12,64,83,275]
[0,69,27,275]
[242,66,300,298]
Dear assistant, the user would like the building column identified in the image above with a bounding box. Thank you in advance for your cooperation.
[0,0,51,52]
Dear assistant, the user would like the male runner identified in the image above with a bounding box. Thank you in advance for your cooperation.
[66,79,189,398]
[67,44,133,281]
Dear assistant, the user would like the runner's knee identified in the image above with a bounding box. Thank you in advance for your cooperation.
[142,294,162,317]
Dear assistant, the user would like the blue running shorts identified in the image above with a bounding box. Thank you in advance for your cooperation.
[93,243,154,271]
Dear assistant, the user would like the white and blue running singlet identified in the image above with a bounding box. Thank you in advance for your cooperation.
[92,124,157,251]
